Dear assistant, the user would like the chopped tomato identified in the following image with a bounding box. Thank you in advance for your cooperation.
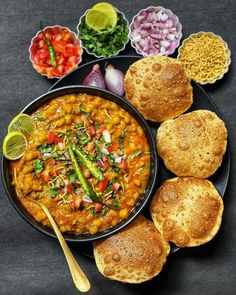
[54,136,63,144]
[48,132,56,144]
[51,67,62,77]
[108,144,118,152]
[73,195,81,209]
[87,125,96,137]
[97,178,108,192]
[103,160,110,170]
[95,203,102,213]
[117,159,128,172]
[52,40,67,53]
[66,183,73,193]
[112,183,120,191]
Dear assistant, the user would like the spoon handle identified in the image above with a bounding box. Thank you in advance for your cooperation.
[40,204,91,292]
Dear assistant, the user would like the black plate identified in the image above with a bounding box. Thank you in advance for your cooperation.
[50,55,230,257]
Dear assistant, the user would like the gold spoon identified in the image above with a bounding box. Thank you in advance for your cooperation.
[40,203,91,292]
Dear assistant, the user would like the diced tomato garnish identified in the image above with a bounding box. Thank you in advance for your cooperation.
[73,195,81,209]
[54,136,63,144]
[103,160,110,170]
[54,33,62,42]
[112,182,120,192]
[95,203,102,213]
[52,40,67,53]
[65,44,75,56]
[48,132,56,144]
[87,125,96,137]
[66,183,73,193]
[38,39,45,48]
[108,144,118,152]
[51,67,62,77]
[117,159,128,172]
[57,56,65,65]
[97,178,108,192]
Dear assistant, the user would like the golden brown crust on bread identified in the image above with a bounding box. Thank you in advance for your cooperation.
[93,215,170,283]
[124,56,193,122]
[150,177,224,247]
[157,110,227,178]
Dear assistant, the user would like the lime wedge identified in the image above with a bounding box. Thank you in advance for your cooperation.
[92,2,118,28]
[85,9,110,31]
[2,131,27,160]
[8,113,36,135]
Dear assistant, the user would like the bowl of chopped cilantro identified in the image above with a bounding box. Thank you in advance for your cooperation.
[77,5,129,58]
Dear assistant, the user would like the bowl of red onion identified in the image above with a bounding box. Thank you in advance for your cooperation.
[129,6,182,56]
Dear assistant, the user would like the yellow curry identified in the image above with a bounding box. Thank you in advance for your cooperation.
[11,94,150,235]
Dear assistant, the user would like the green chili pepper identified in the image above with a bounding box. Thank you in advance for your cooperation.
[40,21,57,68]
[73,145,104,181]
[67,142,98,201]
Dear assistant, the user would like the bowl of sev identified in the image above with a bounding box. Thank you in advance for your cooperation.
[177,32,231,84]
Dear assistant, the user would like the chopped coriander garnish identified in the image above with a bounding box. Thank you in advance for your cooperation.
[34,159,44,174]
[78,13,129,57]
[50,188,59,198]
[36,111,45,121]
[67,169,77,182]
[37,143,54,153]
[118,128,127,144]
[113,195,119,209]
[80,103,90,114]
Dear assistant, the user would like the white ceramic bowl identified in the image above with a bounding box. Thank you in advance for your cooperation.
[29,25,83,79]
[129,6,182,57]
[77,9,129,58]
[177,31,231,84]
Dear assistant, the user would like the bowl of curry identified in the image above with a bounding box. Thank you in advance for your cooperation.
[2,86,158,242]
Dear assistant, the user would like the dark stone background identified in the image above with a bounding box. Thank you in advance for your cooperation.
[0,1,235,294]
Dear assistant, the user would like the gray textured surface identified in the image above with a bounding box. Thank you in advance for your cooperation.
[0,0,236,294]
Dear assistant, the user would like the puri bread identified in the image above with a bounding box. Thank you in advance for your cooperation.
[124,56,193,122]
[150,177,224,247]
[93,215,170,283]
[157,110,227,178]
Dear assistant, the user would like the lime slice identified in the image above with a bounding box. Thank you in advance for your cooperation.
[2,131,27,160]
[8,113,36,135]
[92,2,118,28]
[85,9,110,31]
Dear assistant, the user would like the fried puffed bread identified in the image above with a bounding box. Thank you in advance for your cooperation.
[93,215,170,283]
[150,177,224,247]
[124,56,193,122]
[157,110,227,178]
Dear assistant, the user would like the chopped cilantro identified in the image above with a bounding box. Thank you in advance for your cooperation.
[90,207,108,217]
[67,170,77,182]
[78,13,129,57]
[50,188,59,198]
[113,195,119,209]
[34,159,44,174]
[37,143,54,153]
[36,111,45,121]
[80,103,90,114]
[118,128,127,144]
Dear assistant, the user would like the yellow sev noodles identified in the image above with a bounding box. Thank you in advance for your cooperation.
[178,32,230,84]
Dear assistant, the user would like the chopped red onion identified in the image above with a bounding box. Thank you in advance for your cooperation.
[130,7,181,55]
[97,159,104,167]
[83,64,105,89]
[101,147,109,155]
[102,130,111,143]
[82,195,93,203]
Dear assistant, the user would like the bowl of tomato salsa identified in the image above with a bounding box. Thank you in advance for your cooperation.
[2,86,158,242]
[29,26,83,79]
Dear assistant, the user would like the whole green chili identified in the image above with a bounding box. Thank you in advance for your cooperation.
[40,21,57,68]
